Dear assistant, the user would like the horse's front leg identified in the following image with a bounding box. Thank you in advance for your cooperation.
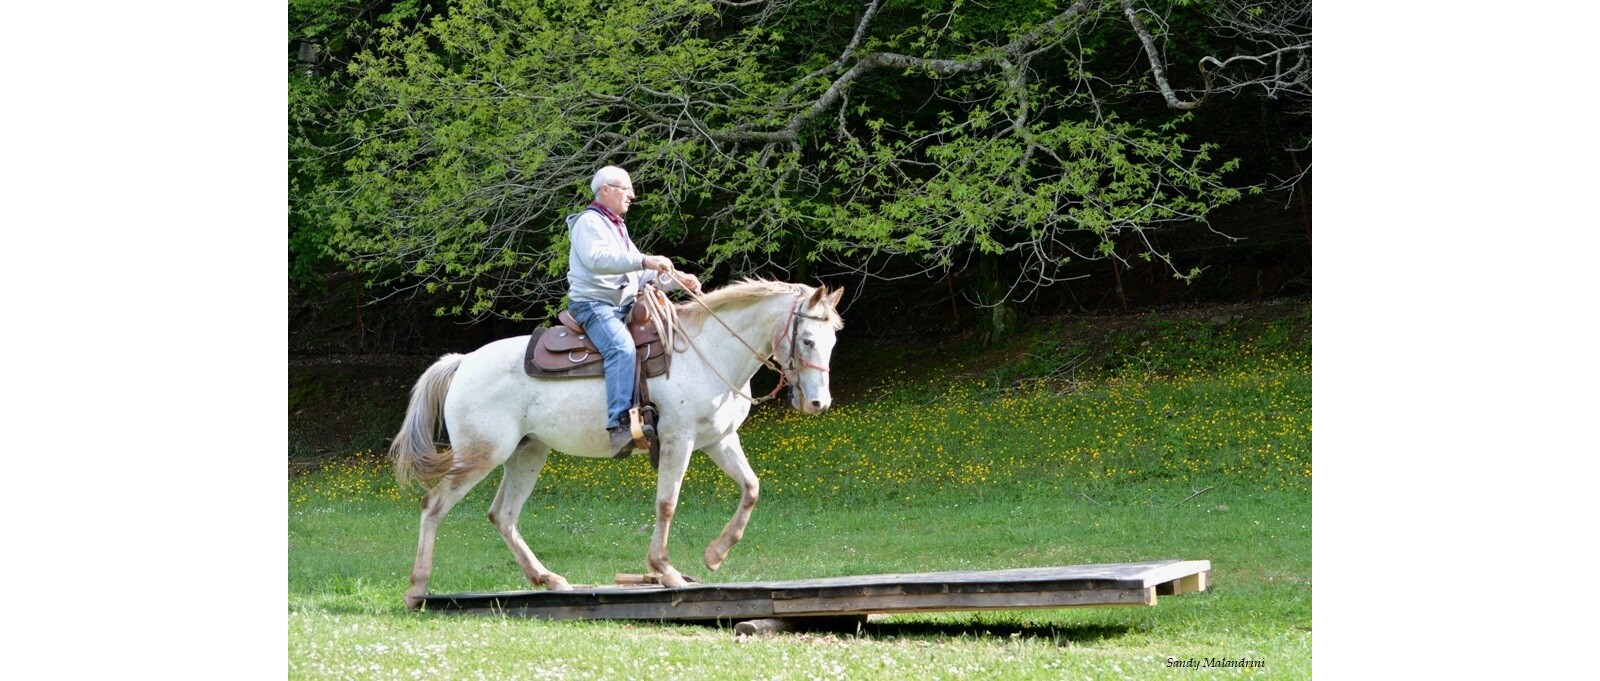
[702,433,759,572]
[647,436,696,588]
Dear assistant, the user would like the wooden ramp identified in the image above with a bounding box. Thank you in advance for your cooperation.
[419,560,1210,625]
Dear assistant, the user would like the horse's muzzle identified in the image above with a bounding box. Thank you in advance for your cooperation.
[792,392,831,414]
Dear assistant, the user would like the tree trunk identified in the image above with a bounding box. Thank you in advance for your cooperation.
[945,270,960,327]
[1110,252,1129,313]
[354,269,365,353]
[976,252,1018,346]
[792,245,813,285]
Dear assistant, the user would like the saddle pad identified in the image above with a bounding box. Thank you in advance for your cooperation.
[524,325,670,379]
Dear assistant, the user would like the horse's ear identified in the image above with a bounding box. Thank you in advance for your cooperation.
[826,286,844,309]
[809,284,829,306]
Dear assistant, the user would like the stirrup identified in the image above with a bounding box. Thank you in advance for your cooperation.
[629,406,649,450]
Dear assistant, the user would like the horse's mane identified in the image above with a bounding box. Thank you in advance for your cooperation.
[675,278,843,329]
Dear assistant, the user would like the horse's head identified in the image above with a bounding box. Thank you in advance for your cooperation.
[780,285,845,415]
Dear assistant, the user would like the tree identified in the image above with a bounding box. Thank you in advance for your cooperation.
[293,0,1307,334]
[290,0,448,288]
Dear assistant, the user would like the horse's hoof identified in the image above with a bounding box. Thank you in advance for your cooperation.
[404,591,425,611]
[543,575,573,591]
[656,571,692,588]
[703,547,725,572]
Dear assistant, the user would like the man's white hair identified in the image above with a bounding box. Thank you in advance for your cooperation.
[590,166,631,197]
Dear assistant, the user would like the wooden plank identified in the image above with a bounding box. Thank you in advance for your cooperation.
[760,560,1211,597]
[422,588,778,621]
[1128,561,1211,588]
[418,560,1211,621]
[460,599,775,621]
[772,587,1155,616]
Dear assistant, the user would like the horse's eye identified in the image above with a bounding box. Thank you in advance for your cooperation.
[802,339,814,348]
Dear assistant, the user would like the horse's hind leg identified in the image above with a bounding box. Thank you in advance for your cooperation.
[487,439,571,591]
[701,434,760,572]
[404,439,508,610]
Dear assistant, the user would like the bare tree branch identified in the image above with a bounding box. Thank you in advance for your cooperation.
[708,0,1094,144]
[1122,0,1208,110]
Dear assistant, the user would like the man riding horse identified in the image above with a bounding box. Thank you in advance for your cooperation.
[566,165,703,456]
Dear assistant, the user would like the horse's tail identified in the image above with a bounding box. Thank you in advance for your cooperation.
[390,353,464,490]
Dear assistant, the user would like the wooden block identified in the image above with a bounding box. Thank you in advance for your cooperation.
[1177,570,1208,594]
[1156,571,1208,596]
[734,615,869,636]
[734,618,792,635]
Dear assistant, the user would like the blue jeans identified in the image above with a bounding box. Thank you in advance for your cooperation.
[568,300,635,430]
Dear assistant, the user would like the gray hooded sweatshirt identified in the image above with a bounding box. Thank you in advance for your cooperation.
[565,206,680,306]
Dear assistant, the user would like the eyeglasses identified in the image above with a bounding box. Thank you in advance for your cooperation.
[605,183,635,195]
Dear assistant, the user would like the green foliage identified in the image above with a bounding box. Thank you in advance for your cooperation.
[293,0,1255,319]
[818,107,1238,289]
[290,1,453,289]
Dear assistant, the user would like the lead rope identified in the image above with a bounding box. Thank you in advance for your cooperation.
[653,267,794,404]
[635,281,676,377]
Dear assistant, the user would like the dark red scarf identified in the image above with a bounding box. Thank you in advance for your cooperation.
[588,202,629,243]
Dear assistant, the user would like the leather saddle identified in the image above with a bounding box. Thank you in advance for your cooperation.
[523,309,669,379]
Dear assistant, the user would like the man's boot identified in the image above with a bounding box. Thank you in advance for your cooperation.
[609,415,656,458]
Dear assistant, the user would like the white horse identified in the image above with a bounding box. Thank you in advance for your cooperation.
[389,279,845,608]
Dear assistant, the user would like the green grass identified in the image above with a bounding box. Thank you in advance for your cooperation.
[289,311,1311,679]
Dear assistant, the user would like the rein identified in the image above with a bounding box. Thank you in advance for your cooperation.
[645,269,826,405]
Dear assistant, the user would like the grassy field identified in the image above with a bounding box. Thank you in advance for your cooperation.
[289,302,1311,679]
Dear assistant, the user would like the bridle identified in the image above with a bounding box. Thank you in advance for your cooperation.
[767,294,832,406]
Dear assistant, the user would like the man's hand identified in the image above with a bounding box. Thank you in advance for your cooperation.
[641,255,673,272]
[675,272,702,294]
